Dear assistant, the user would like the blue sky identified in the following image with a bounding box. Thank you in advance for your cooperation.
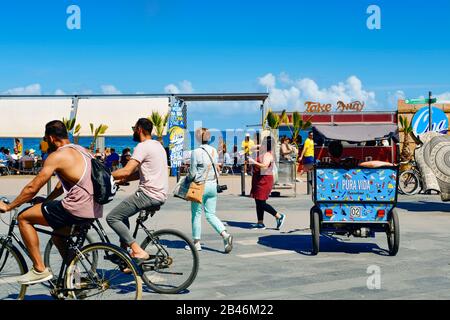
[1,0,450,129]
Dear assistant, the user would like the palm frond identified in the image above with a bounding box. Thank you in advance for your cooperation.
[74,124,81,135]
[266,110,280,129]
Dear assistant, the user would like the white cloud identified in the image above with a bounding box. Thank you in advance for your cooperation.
[54,89,66,95]
[2,83,41,95]
[164,84,180,94]
[436,91,450,102]
[258,73,276,89]
[279,72,293,85]
[258,73,378,110]
[387,90,405,108]
[101,84,122,95]
[164,80,194,94]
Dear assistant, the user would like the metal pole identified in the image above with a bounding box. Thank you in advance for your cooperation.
[241,166,246,196]
[428,91,432,132]
[47,180,52,196]
[261,102,265,128]
[306,171,312,195]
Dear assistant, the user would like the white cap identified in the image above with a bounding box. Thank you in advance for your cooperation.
[245,133,251,137]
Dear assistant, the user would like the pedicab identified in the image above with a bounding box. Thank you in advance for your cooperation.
[309,124,400,256]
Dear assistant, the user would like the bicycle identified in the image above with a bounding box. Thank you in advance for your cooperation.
[398,160,422,195]
[44,205,199,294]
[0,198,142,300]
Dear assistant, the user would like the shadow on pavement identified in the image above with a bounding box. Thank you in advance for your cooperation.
[257,234,389,256]
[143,287,190,295]
[25,294,54,300]
[201,246,226,254]
[224,221,255,229]
[397,201,450,213]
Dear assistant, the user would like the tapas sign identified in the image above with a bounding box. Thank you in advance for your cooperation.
[305,101,365,113]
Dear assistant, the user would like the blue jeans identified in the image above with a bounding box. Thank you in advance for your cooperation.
[191,182,226,240]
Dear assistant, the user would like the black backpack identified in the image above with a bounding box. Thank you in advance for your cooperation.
[91,158,117,204]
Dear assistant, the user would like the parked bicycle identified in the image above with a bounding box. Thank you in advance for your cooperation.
[398,160,423,195]
[0,198,142,300]
[44,205,199,294]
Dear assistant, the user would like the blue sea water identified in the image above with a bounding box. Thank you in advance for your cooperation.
[0,128,303,155]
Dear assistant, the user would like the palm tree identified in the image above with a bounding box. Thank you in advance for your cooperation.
[62,117,82,143]
[291,111,312,156]
[148,111,169,144]
[264,109,288,130]
[89,123,109,151]
[398,115,419,163]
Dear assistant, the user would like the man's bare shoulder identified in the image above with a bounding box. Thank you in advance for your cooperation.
[45,146,81,165]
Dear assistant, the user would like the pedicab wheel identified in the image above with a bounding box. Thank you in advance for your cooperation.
[310,208,321,255]
[387,209,400,256]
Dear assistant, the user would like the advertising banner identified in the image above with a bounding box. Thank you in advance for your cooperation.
[168,101,186,174]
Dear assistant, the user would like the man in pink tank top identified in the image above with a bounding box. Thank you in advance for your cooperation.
[0,120,102,285]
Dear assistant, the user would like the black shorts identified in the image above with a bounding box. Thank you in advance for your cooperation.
[41,201,93,230]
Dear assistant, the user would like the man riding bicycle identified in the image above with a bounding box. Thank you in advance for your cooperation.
[0,120,103,285]
[106,118,169,261]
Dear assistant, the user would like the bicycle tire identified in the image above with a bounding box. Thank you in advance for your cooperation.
[0,239,28,300]
[65,243,142,300]
[310,207,321,255]
[387,209,400,256]
[399,170,421,195]
[140,229,199,294]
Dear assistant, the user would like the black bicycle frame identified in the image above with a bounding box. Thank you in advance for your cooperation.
[91,211,171,259]
[0,210,90,293]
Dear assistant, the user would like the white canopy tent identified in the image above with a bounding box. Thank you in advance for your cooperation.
[0,98,72,138]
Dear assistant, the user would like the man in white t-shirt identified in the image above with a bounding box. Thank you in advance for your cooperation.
[107,118,169,261]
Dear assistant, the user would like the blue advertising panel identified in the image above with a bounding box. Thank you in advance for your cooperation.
[168,101,186,175]
[315,167,398,223]
[315,168,397,202]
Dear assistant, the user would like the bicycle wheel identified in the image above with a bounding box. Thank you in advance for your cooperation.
[399,170,420,195]
[0,240,28,300]
[387,209,400,256]
[65,243,142,300]
[44,233,96,275]
[140,229,199,294]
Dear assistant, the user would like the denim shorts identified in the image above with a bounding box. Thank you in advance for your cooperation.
[303,156,315,165]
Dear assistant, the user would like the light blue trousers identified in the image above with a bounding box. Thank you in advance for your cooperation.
[191,182,226,240]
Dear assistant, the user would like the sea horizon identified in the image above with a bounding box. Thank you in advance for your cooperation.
[0,127,304,155]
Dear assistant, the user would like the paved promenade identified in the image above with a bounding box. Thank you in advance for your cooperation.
[0,176,449,300]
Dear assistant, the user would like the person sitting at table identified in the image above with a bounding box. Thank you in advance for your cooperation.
[120,148,131,168]
[105,148,120,170]
[0,147,7,162]
[19,149,35,164]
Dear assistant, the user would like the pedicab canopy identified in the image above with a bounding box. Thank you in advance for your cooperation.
[313,124,399,143]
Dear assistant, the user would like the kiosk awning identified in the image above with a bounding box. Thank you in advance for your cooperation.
[75,97,170,136]
[313,124,399,142]
[0,98,72,138]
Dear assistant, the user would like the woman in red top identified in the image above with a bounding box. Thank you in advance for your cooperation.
[249,136,286,230]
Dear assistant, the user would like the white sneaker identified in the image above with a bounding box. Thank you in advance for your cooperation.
[223,234,233,254]
[17,267,53,285]
[185,242,202,251]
